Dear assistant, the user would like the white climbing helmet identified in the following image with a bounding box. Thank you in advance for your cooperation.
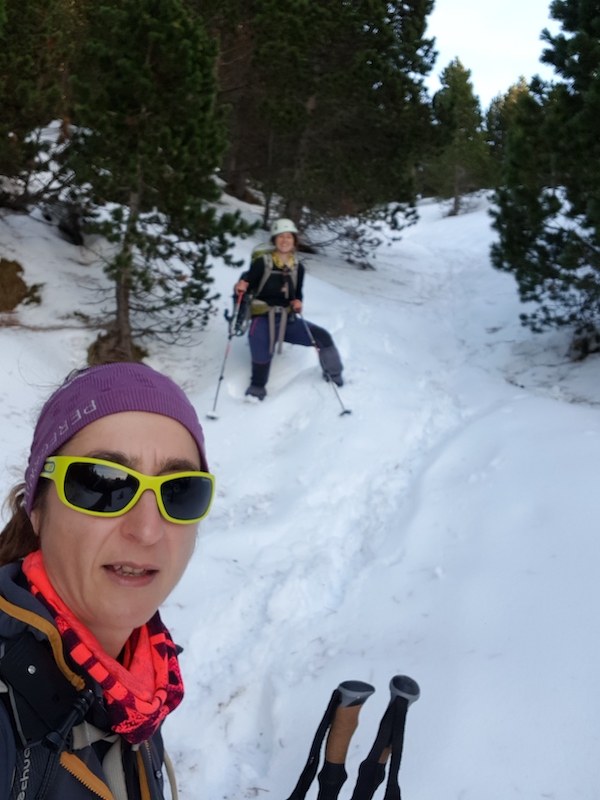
[270,218,299,238]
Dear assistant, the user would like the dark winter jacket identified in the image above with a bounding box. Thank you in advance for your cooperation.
[0,562,171,799]
[242,255,305,308]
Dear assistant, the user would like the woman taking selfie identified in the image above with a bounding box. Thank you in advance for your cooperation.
[0,361,214,798]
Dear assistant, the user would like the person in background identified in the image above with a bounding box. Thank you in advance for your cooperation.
[235,218,344,400]
[0,361,215,799]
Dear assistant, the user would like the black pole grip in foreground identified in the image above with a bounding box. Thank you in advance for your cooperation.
[389,675,420,705]
[285,681,375,800]
[316,682,376,800]
[285,676,419,800]
[349,675,420,800]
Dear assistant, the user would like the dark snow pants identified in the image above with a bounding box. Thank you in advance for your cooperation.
[248,314,333,364]
[246,314,344,388]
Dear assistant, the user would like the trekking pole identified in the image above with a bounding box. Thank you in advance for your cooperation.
[316,681,376,800]
[206,291,244,420]
[285,680,375,800]
[381,676,420,800]
[298,315,351,417]
[349,675,420,800]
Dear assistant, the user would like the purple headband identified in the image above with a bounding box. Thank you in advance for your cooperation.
[24,362,208,515]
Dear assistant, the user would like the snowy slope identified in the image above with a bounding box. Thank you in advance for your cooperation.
[1,193,599,799]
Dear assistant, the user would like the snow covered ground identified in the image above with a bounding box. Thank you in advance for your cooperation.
[1,192,599,799]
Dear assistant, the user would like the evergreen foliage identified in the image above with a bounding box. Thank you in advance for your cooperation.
[205,0,435,230]
[62,0,253,359]
[0,0,81,205]
[423,58,492,212]
[191,0,264,200]
[491,0,600,341]
[484,78,530,185]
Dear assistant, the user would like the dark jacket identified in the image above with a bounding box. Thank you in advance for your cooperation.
[0,562,171,799]
[243,255,305,308]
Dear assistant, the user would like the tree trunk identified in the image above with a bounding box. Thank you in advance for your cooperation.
[451,163,463,216]
[114,268,134,361]
[113,189,141,360]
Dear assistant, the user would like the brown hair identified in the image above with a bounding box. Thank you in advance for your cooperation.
[0,483,40,566]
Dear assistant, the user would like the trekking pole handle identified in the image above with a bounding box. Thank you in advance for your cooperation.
[338,680,376,708]
[369,677,419,768]
[228,290,245,335]
[389,675,420,705]
[324,681,375,764]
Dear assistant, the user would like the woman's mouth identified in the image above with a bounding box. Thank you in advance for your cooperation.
[105,564,158,578]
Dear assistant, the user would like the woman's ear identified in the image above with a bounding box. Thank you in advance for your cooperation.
[30,508,41,536]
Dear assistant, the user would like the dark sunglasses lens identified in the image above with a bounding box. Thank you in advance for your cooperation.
[161,475,212,520]
[64,462,139,513]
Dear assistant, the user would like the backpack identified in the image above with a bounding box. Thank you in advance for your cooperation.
[251,243,299,299]
[225,244,299,336]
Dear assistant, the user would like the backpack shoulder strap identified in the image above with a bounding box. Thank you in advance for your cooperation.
[0,632,81,746]
[256,253,299,297]
[256,252,274,297]
[10,740,61,800]
[1,682,63,800]
[0,691,17,798]
[0,632,95,800]
[289,258,299,290]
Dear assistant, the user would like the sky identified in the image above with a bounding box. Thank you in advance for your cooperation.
[426,0,559,107]
[2,188,600,798]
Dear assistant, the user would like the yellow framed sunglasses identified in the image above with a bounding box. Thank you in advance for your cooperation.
[40,456,215,524]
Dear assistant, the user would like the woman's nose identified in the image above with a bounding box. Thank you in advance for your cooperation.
[120,489,165,543]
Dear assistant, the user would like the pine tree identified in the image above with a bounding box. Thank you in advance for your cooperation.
[193,0,269,203]
[273,0,434,217]
[204,0,435,233]
[490,0,600,344]
[63,0,252,360]
[484,78,530,185]
[423,58,492,213]
[0,0,81,205]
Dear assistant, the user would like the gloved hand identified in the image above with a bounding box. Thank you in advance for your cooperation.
[235,279,249,296]
[291,299,303,313]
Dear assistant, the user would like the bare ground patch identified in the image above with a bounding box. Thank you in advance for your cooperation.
[0,257,42,311]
